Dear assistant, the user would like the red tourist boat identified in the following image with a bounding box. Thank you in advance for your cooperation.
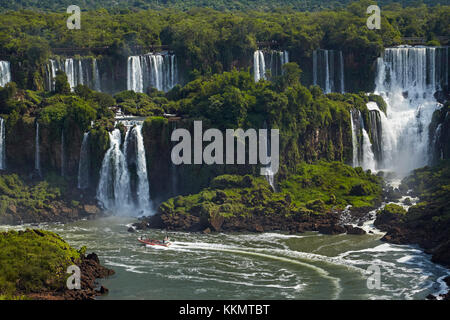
[137,236,171,247]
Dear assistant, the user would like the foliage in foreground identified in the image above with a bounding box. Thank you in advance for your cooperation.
[0,229,82,298]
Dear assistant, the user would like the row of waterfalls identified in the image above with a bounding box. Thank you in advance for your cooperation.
[313,49,345,93]
[127,53,178,93]
[351,46,449,176]
[0,46,448,215]
[44,52,179,94]
[253,49,346,94]
[253,50,289,82]
[45,58,102,92]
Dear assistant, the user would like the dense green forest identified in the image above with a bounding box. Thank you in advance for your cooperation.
[0,1,448,91]
[0,0,446,12]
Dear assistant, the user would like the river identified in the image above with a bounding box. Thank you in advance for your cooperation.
[2,215,448,300]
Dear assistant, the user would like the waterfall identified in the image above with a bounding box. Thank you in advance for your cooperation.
[361,128,376,172]
[127,52,178,93]
[350,110,359,167]
[64,58,76,90]
[350,109,376,171]
[254,50,289,82]
[254,50,265,82]
[97,129,132,213]
[35,122,41,176]
[127,56,143,93]
[0,117,5,170]
[0,61,11,87]
[61,131,65,177]
[132,125,151,211]
[46,57,103,92]
[312,49,345,93]
[78,132,90,189]
[367,104,383,162]
[374,46,447,175]
[96,123,152,215]
[93,59,101,92]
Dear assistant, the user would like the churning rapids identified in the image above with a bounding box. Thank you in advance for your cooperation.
[1,216,449,300]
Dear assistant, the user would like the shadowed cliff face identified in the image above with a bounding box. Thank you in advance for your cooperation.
[141,115,353,205]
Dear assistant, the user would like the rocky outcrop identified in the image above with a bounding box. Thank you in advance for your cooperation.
[0,200,103,225]
[29,252,115,300]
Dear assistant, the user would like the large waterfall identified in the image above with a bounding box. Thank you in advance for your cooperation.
[96,123,151,215]
[254,50,289,82]
[0,117,5,170]
[313,49,345,93]
[46,57,102,92]
[127,52,178,93]
[77,132,90,189]
[373,46,448,175]
[0,61,11,87]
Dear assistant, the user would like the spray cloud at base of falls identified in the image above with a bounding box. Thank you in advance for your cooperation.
[96,122,152,215]
[253,50,289,82]
[313,49,345,93]
[0,61,11,87]
[127,52,178,93]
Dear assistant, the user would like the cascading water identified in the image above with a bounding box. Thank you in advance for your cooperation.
[96,123,152,215]
[350,109,376,171]
[46,57,102,92]
[127,52,178,93]
[132,125,151,212]
[254,50,289,82]
[35,122,41,176]
[0,61,11,87]
[313,49,345,93]
[350,110,359,167]
[97,129,132,213]
[77,132,90,189]
[0,117,5,170]
[65,58,75,90]
[374,46,447,175]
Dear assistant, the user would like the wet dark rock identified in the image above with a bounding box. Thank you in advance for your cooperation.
[345,225,366,235]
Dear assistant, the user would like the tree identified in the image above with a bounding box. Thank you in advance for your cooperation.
[54,71,71,95]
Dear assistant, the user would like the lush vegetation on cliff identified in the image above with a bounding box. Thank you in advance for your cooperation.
[0,229,82,299]
[401,160,450,223]
[159,161,382,221]
[0,1,448,90]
